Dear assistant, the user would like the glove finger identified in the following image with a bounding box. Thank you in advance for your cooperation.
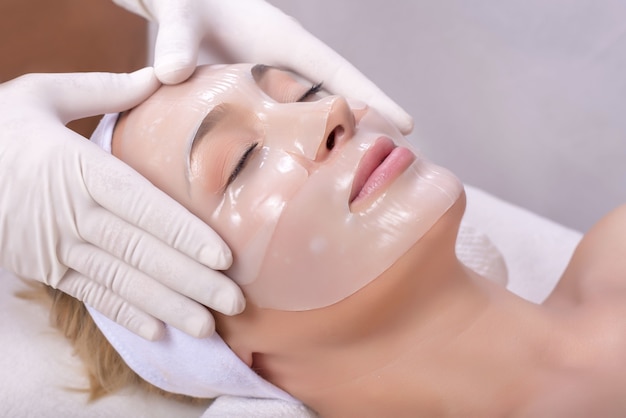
[57,269,165,340]
[78,206,244,315]
[20,68,160,124]
[152,1,202,84]
[62,245,217,338]
[82,145,233,271]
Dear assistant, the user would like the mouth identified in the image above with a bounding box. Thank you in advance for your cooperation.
[349,137,416,207]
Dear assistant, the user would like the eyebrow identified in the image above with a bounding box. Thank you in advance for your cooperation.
[188,103,230,169]
[188,65,271,167]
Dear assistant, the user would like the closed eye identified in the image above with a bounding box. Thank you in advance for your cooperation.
[226,142,259,188]
[297,82,323,102]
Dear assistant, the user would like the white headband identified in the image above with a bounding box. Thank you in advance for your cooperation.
[87,113,297,402]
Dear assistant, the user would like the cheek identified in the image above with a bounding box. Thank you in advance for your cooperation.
[239,168,360,311]
[213,109,462,312]
[237,157,463,312]
[214,149,309,285]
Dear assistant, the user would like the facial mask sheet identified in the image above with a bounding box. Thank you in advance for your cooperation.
[117,64,463,312]
[228,110,462,310]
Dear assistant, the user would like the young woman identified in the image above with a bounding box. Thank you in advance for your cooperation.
[48,64,626,417]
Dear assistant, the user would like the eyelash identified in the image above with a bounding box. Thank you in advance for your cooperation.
[297,82,323,102]
[225,82,323,188]
[226,142,259,188]
[225,82,322,187]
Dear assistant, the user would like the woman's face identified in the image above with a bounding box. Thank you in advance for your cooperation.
[113,64,463,311]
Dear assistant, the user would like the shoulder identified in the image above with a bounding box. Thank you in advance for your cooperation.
[547,204,626,304]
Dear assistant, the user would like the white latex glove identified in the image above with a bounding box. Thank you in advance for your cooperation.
[0,69,244,341]
[113,0,414,134]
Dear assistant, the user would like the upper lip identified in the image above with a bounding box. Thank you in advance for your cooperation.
[349,137,396,204]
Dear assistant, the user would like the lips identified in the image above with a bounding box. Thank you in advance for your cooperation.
[349,137,416,207]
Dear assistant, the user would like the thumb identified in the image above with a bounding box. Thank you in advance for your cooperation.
[152,1,203,84]
[31,67,160,124]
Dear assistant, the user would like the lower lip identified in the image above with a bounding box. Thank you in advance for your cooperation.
[350,141,416,208]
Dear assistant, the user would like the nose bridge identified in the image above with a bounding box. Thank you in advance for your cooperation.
[262,97,332,158]
[261,96,358,168]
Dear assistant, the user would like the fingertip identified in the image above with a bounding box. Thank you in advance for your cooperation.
[397,114,415,135]
[154,60,196,85]
[184,312,216,338]
[231,295,246,316]
[227,292,247,316]
[373,95,414,135]
[200,243,233,270]
[214,285,246,316]
[151,1,200,84]
[138,320,166,341]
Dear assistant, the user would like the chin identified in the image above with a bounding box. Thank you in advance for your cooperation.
[327,188,467,312]
[381,188,467,281]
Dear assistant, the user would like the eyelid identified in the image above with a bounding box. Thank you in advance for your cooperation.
[188,103,228,172]
[253,66,325,104]
[225,142,259,189]
[296,82,324,102]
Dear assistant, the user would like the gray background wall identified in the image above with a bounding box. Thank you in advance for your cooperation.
[267,0,625,232]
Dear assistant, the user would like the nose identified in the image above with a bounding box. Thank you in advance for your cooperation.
[315,96,356,162]
[263,95,363,166]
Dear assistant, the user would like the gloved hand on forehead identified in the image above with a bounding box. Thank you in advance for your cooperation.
[0,68,244,341]
[112,0,414,134]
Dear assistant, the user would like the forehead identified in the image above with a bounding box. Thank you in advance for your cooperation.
[153,64,259,105]
[149,63,315,110]
[112,66,256,186]
[117,64,262,153]
[113,63,313,197]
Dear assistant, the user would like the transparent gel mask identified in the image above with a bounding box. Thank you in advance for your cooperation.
[114,64,463,311]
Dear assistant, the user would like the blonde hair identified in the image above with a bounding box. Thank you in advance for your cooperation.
[24,283,204,404]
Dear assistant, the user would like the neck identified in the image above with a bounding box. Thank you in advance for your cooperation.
[218,197,577,416]
[267,261,569,417]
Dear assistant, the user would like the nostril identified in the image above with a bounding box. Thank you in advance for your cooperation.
[326,131,335,150]
[327,126,343,150]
